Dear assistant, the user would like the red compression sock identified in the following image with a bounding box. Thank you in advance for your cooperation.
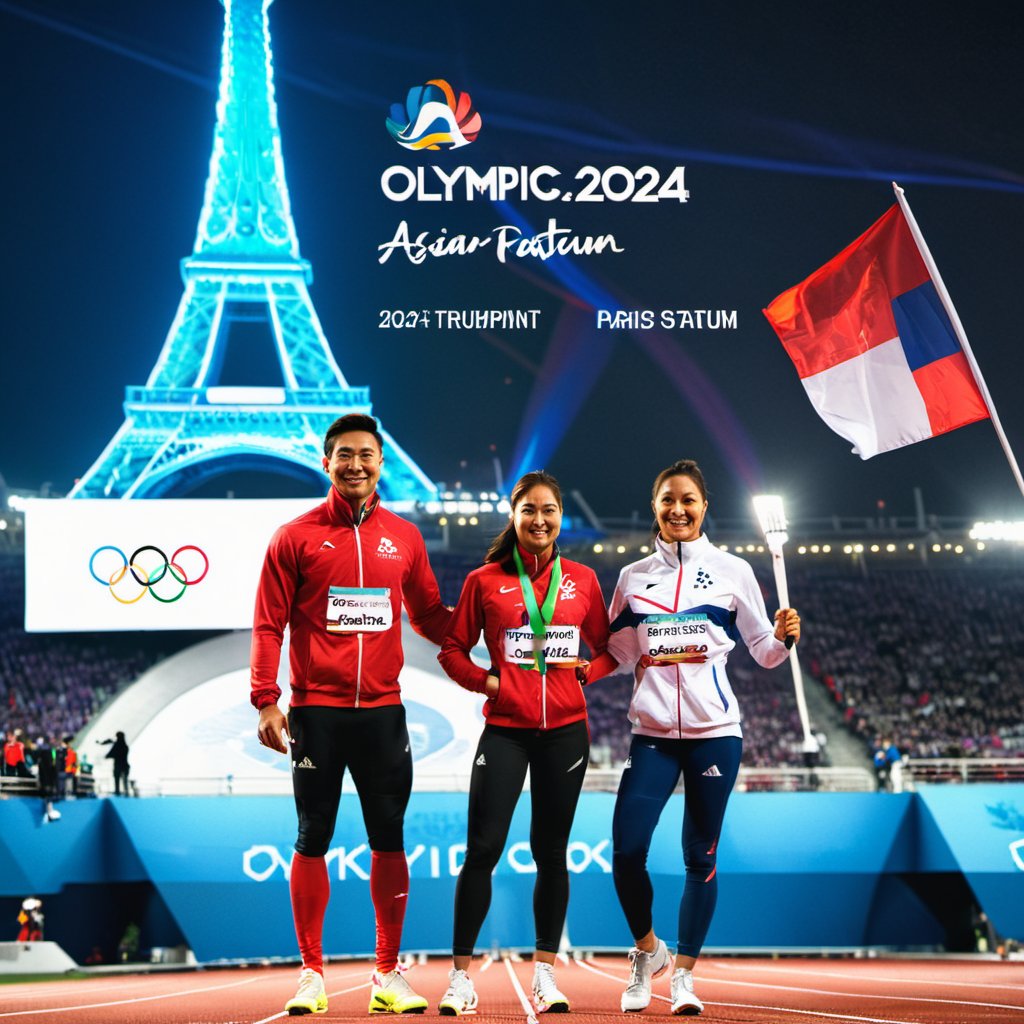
[370,850,409,973]
[290,852,329,974]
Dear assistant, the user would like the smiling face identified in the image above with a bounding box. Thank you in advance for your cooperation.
[512,483,562,556]
[653,474,708,544]
[322,430,383,506]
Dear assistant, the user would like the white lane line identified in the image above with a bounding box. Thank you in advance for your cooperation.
[0,975,265,1019]
[695,975,1024,1013]
[709,960,1024,992]
[502,955,539,1024]
[2,964,371,1003]
[251,978,371,1024]
[0,980,156,1001]
[579,958,1024,1013]
[572,957,926,1024]
[698,1000,931,1023]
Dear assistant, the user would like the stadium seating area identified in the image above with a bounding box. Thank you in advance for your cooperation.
[791,564,1024,760]
[3,545,1023,775]
[0,551,204,753]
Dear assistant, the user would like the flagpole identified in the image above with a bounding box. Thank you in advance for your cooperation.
[892,182,1024,502]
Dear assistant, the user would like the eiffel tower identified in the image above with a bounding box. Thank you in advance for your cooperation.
[70,0,436,502]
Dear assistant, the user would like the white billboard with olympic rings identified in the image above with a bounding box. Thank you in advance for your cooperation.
[24,498,322,631]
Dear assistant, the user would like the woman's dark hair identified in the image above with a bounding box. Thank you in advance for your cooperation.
[484,470,563,564]
[650,459,708,534]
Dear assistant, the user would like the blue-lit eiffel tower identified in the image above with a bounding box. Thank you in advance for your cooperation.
[70,0,435,501]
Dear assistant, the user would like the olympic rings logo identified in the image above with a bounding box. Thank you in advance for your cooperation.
[89,545,209,604]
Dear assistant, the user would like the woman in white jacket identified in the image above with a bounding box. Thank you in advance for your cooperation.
[607,459,800,1016]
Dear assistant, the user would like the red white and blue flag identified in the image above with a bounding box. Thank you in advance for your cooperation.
[763,203,989,458]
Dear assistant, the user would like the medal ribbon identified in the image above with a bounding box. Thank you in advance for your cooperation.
[512,547,562,674]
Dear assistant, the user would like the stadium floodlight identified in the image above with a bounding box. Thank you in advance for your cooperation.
[969,520,1024,543]
[752,495,819,756]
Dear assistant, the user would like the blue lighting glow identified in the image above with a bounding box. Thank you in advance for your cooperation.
[496,200,762,494]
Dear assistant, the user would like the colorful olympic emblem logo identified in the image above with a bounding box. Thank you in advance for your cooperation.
[89,545,209,604]
[386,78,481,151]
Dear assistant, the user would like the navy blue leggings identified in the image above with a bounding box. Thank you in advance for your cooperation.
[612,734,742,958]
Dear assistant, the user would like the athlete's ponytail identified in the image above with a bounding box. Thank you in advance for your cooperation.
[484,470,563,564]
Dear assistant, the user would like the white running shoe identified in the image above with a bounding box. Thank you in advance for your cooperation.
[369,968,428,1014]
[670,968,703,1016]
[532,962,569,1013]
[621,939,671,1011]
[439,968,478,1015]
[284,967,328,1015]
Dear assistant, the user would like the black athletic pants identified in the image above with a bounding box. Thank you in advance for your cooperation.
[287,704,412,856]
[452,720,590,956]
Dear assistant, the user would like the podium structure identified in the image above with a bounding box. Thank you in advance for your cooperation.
[70,0,435,502]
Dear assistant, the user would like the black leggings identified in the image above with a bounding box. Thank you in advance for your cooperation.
[452,720,590,956]
[288,704,412,857]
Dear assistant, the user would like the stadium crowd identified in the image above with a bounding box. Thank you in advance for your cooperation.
[792,564,1024,760]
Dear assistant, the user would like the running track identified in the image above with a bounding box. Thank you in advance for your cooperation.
[1,955,1022,1024]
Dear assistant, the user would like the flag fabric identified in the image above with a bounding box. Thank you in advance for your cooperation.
[763,204,989,459]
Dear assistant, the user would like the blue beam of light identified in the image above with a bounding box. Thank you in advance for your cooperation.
[509,303,617,484]
[483,112,1024,195]
[630,327,763,494]
[0,0,214,91]
[7,0,1022,196]
[498,201,762,495]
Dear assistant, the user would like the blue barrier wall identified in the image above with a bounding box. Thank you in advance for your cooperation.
[3,786,1022,962]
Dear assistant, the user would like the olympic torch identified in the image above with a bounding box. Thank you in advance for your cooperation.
[751,495,819,756]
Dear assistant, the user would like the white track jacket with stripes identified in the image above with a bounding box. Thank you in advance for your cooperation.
[608,534,789,740]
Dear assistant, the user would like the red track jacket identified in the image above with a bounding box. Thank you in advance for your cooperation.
[250,487,450,710]
[439,547,614,730]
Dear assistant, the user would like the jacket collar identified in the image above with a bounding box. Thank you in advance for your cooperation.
[326,485,380,527]
[654,532,710,568]
[512,541,557,579]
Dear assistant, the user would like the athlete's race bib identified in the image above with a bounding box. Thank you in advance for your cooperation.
[503,625,580,666]
[326,586,393,633]
[638,613,709,662]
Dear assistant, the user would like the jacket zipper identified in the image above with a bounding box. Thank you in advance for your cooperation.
[354,522,364,707]
[675,541,684,737]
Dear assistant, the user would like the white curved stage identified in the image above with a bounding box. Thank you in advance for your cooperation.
[80,623,486,794]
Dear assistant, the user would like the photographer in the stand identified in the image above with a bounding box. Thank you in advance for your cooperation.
[99,732,131,797]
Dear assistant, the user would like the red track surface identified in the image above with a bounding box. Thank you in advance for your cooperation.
[1,955,1022,1024]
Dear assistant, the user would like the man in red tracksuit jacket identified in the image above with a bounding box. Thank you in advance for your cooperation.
[251,412,451,1017]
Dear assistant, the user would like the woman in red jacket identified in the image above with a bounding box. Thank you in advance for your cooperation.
[437,470,616,1016]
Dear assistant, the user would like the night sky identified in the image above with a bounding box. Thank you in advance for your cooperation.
[2,0,1023,525]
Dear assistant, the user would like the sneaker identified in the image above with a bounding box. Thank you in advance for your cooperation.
[285,967,328,1016]
[532,962,569,1013]
[621,939,671,1011]
[670,968,703,1016]
[439,968,478,1015]
[369,968,428,1014]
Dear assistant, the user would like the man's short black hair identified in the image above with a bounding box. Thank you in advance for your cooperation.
[323,413,384,457]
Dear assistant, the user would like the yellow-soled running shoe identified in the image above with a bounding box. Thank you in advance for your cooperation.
[369,968,428,1013]
[285,967,328,1015]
